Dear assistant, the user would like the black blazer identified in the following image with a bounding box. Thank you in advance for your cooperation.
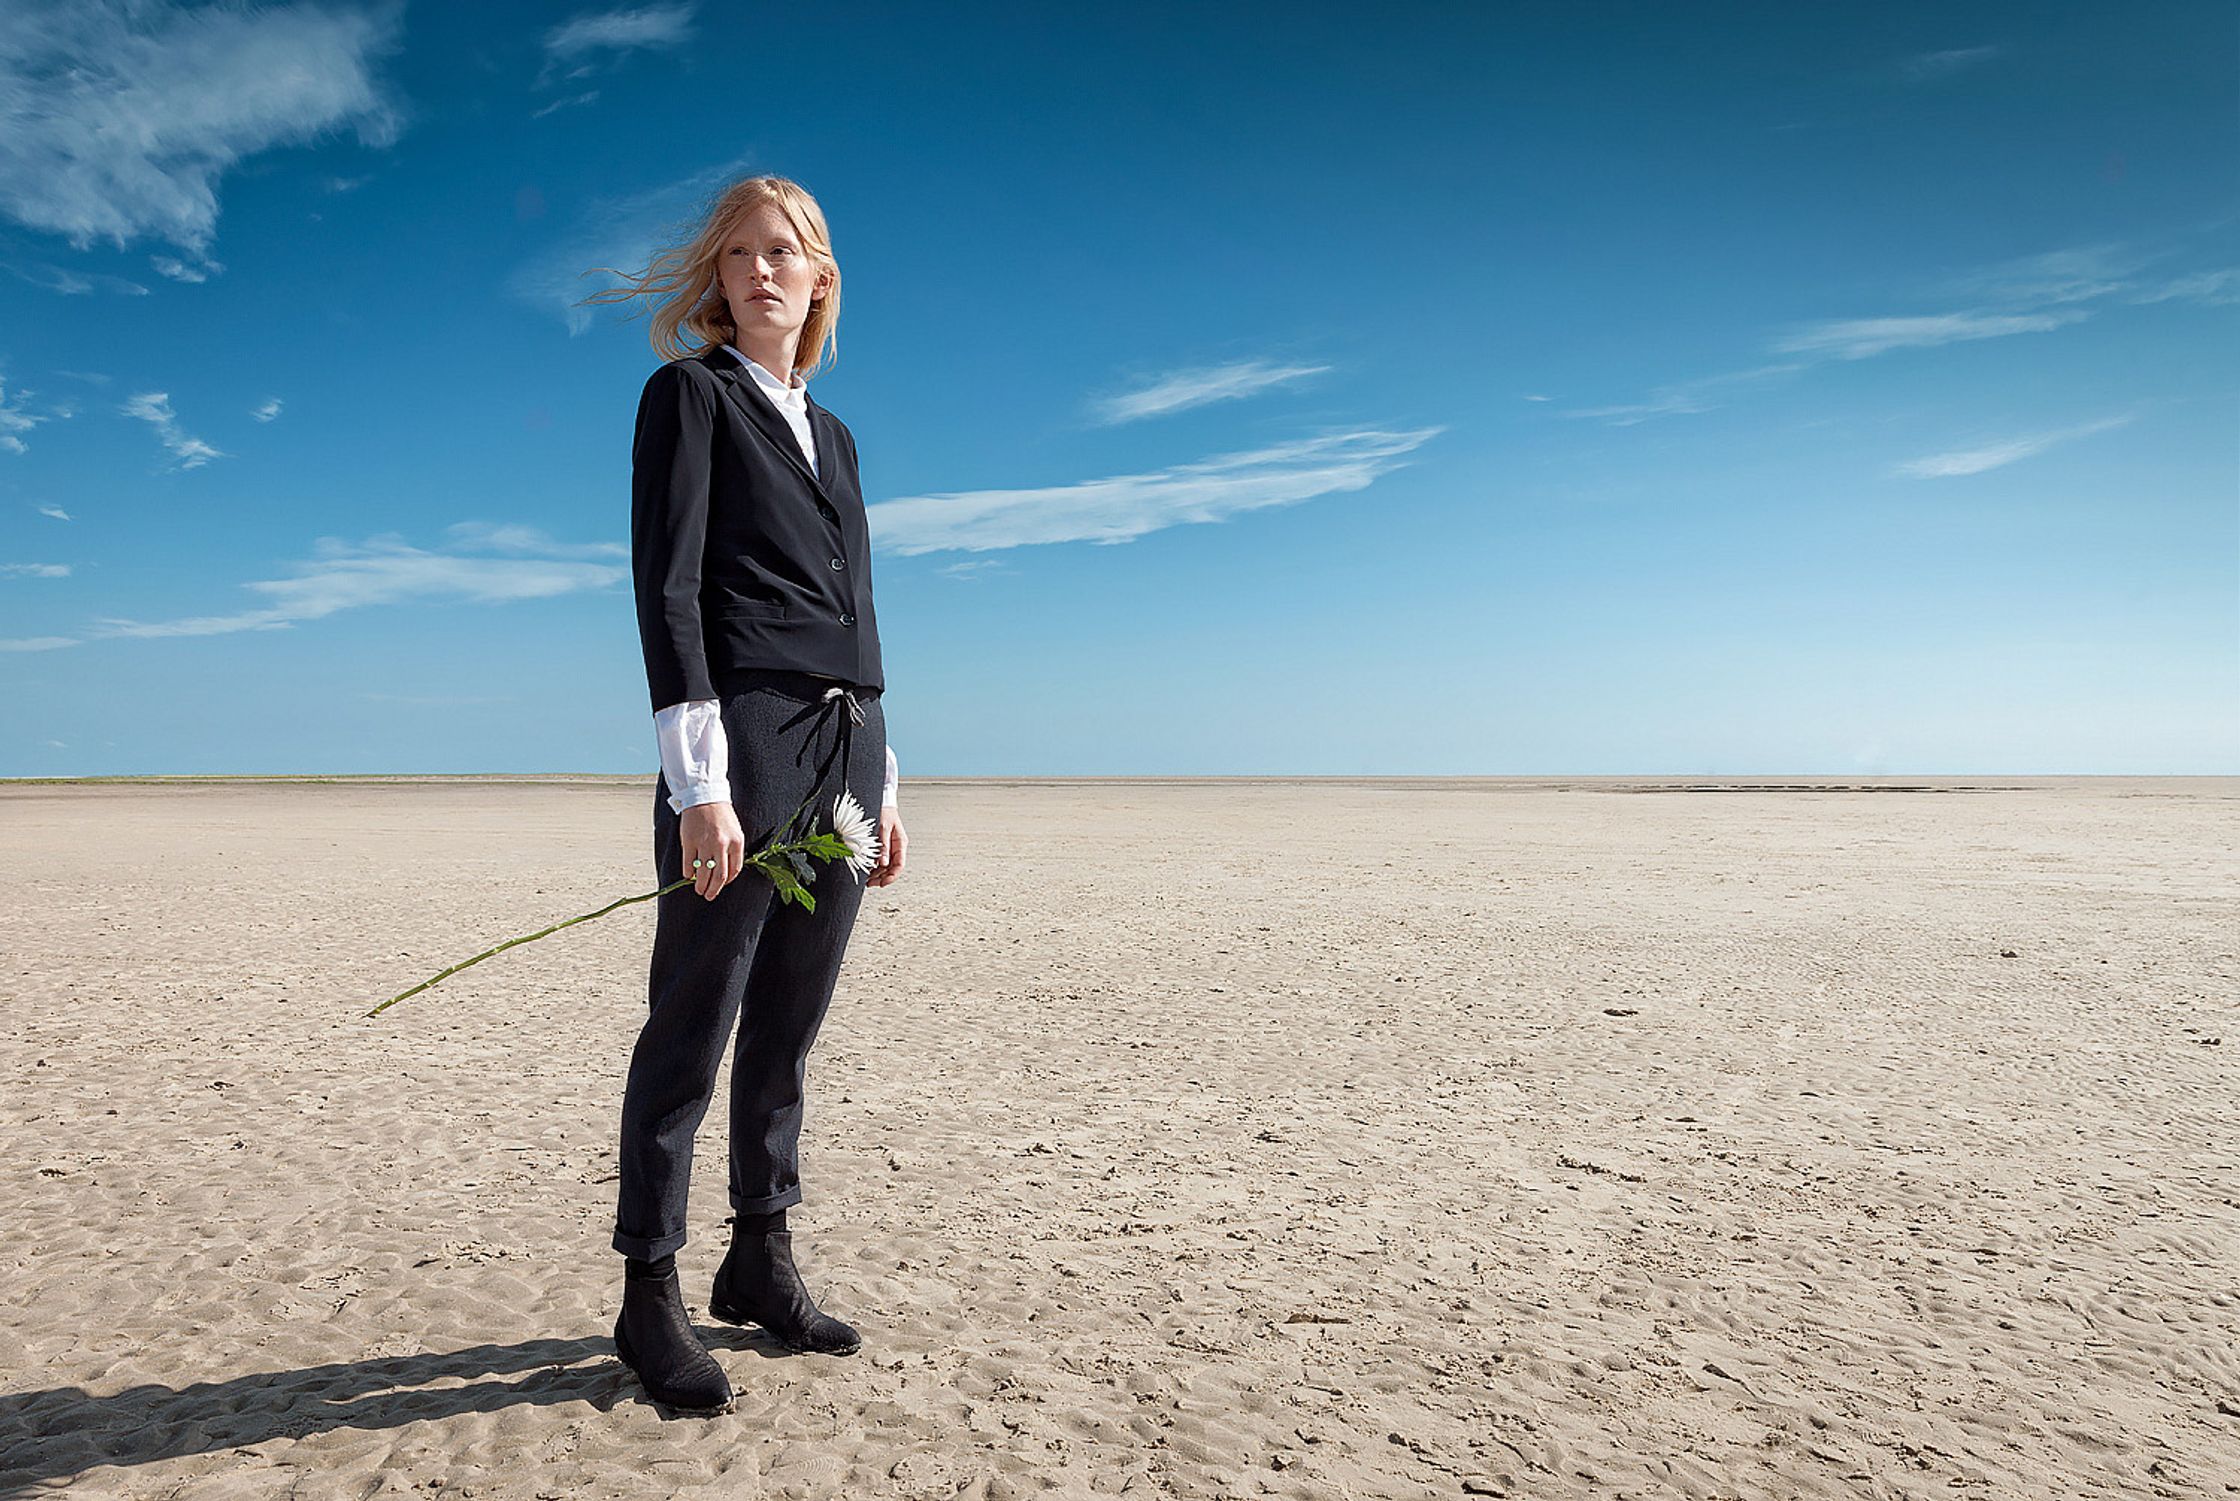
[630,343,884,712]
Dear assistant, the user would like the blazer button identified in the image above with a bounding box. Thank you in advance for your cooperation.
[828,556,846,571]
[819,504,838,521]
[839,611,855,626]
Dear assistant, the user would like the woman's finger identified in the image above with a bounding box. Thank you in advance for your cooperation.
[871,817,906,886]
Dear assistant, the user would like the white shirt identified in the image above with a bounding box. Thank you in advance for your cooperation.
[653,348,899,817]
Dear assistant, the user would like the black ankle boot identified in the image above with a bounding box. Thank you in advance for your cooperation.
[614,1265,734,1412]
[710,1230,861,1355]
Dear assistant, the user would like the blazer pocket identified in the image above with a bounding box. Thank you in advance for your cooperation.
[713,599,789,621]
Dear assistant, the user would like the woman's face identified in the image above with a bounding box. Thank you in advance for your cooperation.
[716,203,831,349]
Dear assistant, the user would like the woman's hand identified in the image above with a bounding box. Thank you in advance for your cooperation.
[869,807,907,887]
[680,801,745,899]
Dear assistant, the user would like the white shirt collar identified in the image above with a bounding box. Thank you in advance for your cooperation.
[725,344,804,401]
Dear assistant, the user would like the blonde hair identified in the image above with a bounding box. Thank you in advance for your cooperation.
[579,174,841,375]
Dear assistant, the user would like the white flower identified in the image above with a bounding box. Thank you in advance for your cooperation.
[830,789,881,880]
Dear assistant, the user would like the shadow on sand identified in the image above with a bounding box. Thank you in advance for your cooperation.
[0,1322,783,1495]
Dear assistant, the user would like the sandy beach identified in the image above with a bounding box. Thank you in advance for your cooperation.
[1,775,2234,1500]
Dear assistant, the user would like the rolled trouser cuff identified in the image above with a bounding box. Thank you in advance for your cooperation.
[611,1223,689,1262]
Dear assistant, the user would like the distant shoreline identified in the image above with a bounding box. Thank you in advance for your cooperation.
[3,772,2233,793]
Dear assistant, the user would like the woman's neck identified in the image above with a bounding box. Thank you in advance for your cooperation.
[732,334,799,386]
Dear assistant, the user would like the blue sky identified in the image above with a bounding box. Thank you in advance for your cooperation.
[1,0,2233,780]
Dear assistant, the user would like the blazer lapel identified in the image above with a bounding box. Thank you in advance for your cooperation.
[704,344,832,504]
[805,400,845,499]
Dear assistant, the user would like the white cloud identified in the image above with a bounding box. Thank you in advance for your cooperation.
[121,391,224,469]
[1561,362,1804,425]
[867,426,1443,556]
[150,254,222,283]
[1770,310,2089,361]
[252,397,284,422]
[1,260,151,296]
[532,89,600,119]
[28,522,625,647]
[37,502,70,520]
[538,3,694,86]
[1,561,69,577]
[2125,267,2240,307]
[1929,243,2150,308]
[1,372,47,452]
[0,0,406,255]
[1891,413,2135,479]
[1901,45,2004,82]
[442,519,626,560]
[509,153,757,334]
[1092,359,1331,424]
[937,558,1009,580]
[0,635,77,652]
[1563,237,2236,427]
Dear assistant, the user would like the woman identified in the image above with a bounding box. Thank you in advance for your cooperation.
[583,175,907,1414]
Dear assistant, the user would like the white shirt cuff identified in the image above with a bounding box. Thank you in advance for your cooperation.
[653,698,730,815]
[660,701,896,814]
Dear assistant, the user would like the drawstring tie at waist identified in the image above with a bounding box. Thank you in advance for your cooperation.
[775,683,865,842]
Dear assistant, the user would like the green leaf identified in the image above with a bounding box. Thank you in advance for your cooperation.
[762,859,817,913]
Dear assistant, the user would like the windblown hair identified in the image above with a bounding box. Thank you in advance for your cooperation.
[578,174,841,375]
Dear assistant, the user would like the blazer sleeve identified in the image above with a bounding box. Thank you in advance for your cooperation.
[631,362,721,713]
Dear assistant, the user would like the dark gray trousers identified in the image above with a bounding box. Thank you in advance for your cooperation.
[611,669,889,1262]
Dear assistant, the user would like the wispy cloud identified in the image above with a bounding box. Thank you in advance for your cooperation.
[2125,267,2240,307]
[1563,362,1805,425]
[509,154,756,334]
[1770,309,2089,361]
[120,392,224,470]
[36,503,70,520]
[150,254,221,284]
[2,373,46,453]
[1891,412,2135,478]
[252,397,284,422]
[441,520,627,561]
[0,261,151,296]
[937,558,1010,581]
[359,690,517,705]
[538,3,695,86]
[532,89,601,119]
[867,426,1443,555]
[1901,45,2004,82]
[1,562,70,577]
[1928,242,2149,307]
[1092,359,1331,424]
[11,523,627,649]
[0,0,406,255]
[1567,237,2237,425]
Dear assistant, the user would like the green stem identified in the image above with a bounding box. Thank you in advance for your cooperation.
[365,830,838,1020]
[363,874,697,1019]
